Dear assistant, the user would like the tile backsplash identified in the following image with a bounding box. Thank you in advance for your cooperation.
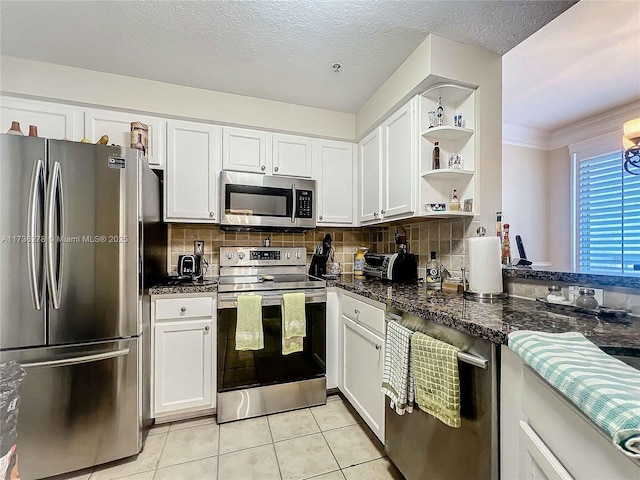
[168,217,477,278]
[168,225,369,276]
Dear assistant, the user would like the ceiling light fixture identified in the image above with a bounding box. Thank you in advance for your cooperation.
[331,62,342,73]
[623,117,640,175]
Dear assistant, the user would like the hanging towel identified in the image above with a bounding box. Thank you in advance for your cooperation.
[282,292,306,355]
[411,332,461,428]
[235,294,264,351]
[381,320,414,415]
[509,330,640,459]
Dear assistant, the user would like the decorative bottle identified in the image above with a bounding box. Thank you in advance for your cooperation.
[449,189,460,211]
[432,142,440,170]
[496,211,503,242]
[436,96,444,126]
[501,223,512,266]
[426,251,442,290]
[6,121,23,135]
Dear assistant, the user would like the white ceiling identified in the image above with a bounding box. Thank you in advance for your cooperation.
[503,0,640,133]
[0,0,574,114]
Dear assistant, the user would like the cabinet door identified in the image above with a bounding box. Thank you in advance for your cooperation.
[358,128,383,223]
[382,101,415,219]
[519,421,574,480]
[154,319,214,415]
[317,140,355,225]
[84,109,165,168]
[272,133,313,178]
[1,97,81,141]
[165,120,220,222]
[341,315,385,442]
[222,127,269,173]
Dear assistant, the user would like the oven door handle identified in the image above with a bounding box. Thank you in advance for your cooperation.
[217,290,326,309]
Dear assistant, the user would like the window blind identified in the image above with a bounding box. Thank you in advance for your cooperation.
[577,150,640,275]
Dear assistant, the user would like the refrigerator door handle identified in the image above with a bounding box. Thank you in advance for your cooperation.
[28,159,45,310]
[45,161,64,309]
[20,348,130,368]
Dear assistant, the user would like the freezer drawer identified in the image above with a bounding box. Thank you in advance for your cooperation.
[0,338,141,479]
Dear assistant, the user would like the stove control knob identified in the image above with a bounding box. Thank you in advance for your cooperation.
[226,252,235,260]
[295,252,302,259]
[285,251,291,259]
[238,252,245,260]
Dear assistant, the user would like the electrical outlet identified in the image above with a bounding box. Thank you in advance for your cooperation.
[194,240,205,256]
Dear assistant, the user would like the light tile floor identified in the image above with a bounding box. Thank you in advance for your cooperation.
[47,395,404,480]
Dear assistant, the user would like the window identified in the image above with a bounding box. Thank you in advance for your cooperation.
[576,150,640,275]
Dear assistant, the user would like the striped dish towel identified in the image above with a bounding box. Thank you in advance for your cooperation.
[381,320,414,415]
[509,331,640,458]
[411,332,461,428]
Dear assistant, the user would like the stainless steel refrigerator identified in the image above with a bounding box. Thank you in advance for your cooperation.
[0,134,166,479]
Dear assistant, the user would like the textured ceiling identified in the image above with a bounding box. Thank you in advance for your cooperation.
[0,0,575,114]
[503,0,640,133]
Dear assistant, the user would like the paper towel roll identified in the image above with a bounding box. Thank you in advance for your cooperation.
[468,237,503,294]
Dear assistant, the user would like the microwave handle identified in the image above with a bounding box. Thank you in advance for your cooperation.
[291,184,296,223]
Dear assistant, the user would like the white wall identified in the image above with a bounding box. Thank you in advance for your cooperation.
[0,55,356,140]
[548,146,572,270]
[502,143,551,264]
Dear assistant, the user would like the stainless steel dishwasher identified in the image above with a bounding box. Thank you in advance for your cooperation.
[384,310,500,480]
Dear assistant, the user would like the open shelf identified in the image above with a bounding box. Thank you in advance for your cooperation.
[421,211,475,219]
[422,168,474,181]
[421,125,474,142]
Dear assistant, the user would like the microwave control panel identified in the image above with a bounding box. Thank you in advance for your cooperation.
[296,190,313,218]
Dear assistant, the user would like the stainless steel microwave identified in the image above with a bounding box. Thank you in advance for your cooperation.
[220,171,316,231]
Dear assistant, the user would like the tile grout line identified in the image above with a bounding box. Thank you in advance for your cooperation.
[216,415,221,480]
[265,414,285,480]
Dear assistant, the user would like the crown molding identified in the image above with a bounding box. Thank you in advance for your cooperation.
[548,100,640,150]
[502,124,550,150]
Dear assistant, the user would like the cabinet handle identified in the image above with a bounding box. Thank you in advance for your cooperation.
[274,166,279,172]
[319,215,323,220]
[261,165,266,171]
[180,307,186,313]
[375,344,381,350]
[204,325,210,331]
[381,210,385,215]
[209,211,215,218]
[373,212,379,218]
[354,309,359,315]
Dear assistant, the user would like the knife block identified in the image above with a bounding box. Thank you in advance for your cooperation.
[309,253,329,278]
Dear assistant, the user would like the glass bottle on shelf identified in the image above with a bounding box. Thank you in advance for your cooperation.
[432,142,440,170]
[449,189,460,211]
[436,96,444,126]
[501,223,512,266]
[496,211,503,242]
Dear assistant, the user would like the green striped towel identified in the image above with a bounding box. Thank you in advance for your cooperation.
[411,332,461,428]
[509,331,640,458]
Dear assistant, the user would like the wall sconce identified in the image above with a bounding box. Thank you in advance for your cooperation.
[623,117,640,175]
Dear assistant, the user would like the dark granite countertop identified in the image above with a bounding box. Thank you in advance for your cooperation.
[503,267,640,289]
[328,275,640,351]
[149,279,218,295]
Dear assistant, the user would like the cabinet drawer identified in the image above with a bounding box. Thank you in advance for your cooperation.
[342,294,385,336]
[155,297,213,320]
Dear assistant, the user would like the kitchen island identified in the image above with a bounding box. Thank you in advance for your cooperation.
[327,275,640,351]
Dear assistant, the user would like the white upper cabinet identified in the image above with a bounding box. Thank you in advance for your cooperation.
[165,120,221,222]
[222,127,269,174]
[317,140,355,225]
[84,109,166,169]
[272,133,313,178]
[381,100,416,219]
[358,127,383,224]
[0,97,82,141]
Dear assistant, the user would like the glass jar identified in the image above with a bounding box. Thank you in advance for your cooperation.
[546,285,566,304]
[574,287,598,309]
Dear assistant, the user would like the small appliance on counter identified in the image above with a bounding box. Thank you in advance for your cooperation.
[177,254,202,279]
[363,252,418,282]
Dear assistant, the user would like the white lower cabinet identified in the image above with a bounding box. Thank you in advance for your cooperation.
[152,295,216,419]
[339,293,386,443]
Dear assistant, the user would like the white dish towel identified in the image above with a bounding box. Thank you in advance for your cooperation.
[381,320,414,415]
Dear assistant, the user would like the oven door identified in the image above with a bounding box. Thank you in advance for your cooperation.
[220,171,315,231]
[217,290,326,393]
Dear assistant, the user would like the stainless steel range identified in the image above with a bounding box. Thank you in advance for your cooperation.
[217,246,327,423]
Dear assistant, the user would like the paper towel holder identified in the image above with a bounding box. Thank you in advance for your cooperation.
[461,267,508,302]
